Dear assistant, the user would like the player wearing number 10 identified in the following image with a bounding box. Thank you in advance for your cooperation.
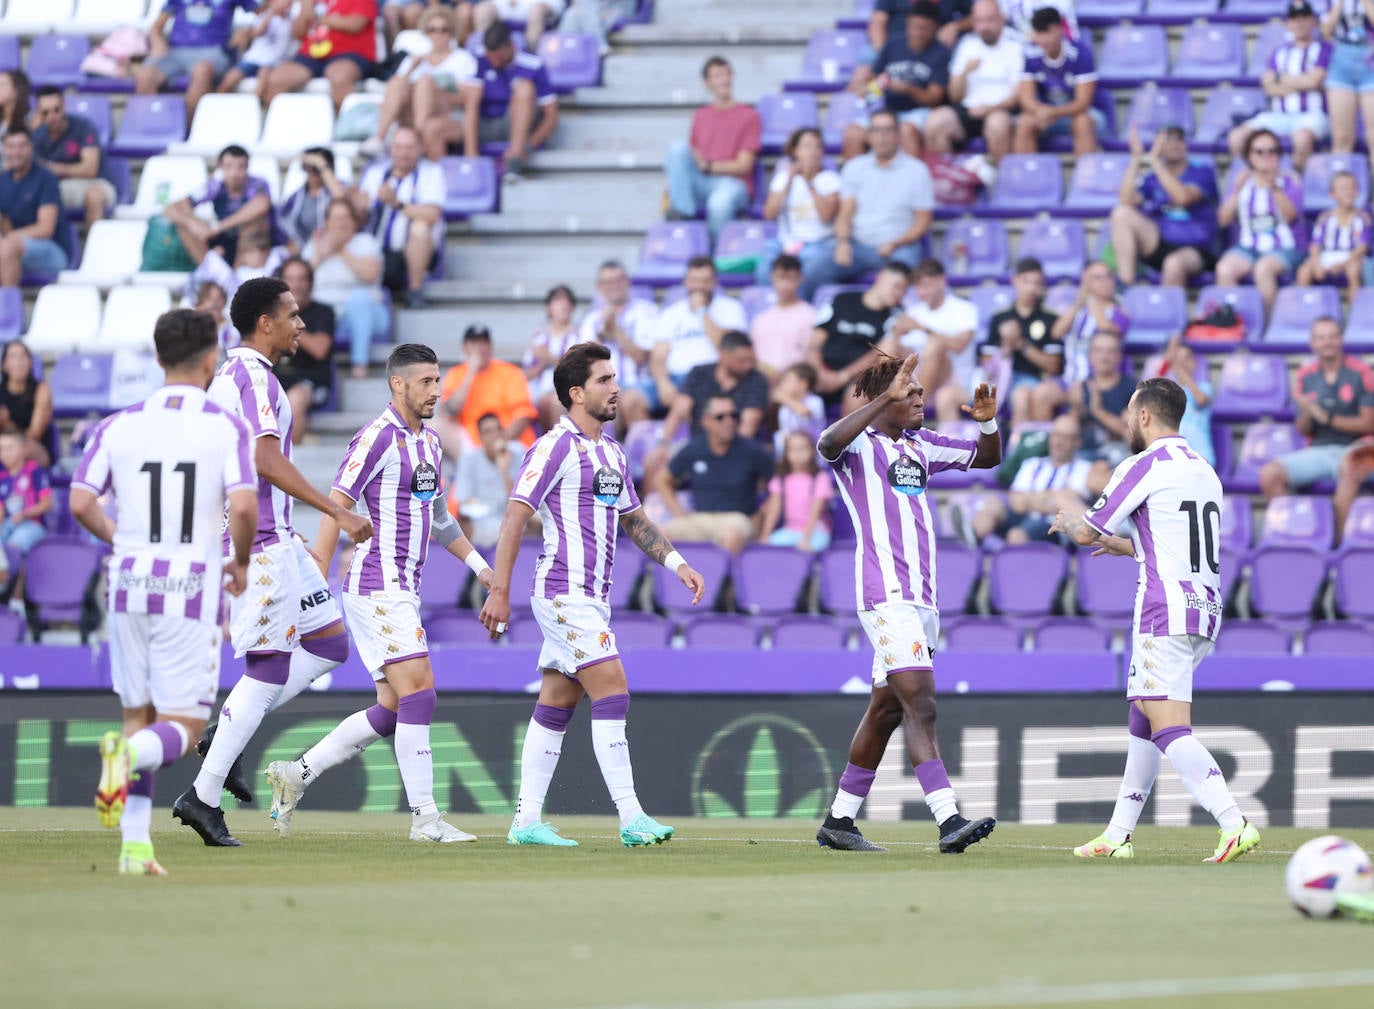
[1052,377,1260,864]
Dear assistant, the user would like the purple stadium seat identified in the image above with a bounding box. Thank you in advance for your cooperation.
[23,536,104,642]
[1120,285,1186,348]
[1342,498,1374,549]
[683,615,759,648]
[1342,288,1374,351]
[1212,354,1290,421]
[1213,620,1289,654]
[507,541,544,614]
[1172,22,1246,83]
[945,617,1023,651]
[1303,621,1374,656]
[937,544,981,614]
[1017,218,1086,282]
[0,608,23,644]
[0,36,18,73]
[1125,87,1194,143]
[1147,0,1219,15]
[1219,545,1242,602]
[0,286,22,343]
[737,284,777,322]
[734,545,813,615]
[989,543,1068,618]
[1193,286,1264,344]
[811,282,866,308]
[822,90,868,151]
[48,353,113,416]
[1228,422,1302,493]
[606,545,645,611]
[26,35,90,89]
[1211,420,1234,478]
[1034,617,1112,651]
[715,221,777,284]
[1247,545,1326,620]
[609,612,672,650]
[538,33,602,92]
[940,218,1009,283]
[66,94,112,148]
[1259,496,1335,550]
[757,92,820,153]
[1075,552,1138,620]
[632,221,711,285]
[1098,25,1169,85]
[771,616,847,650]
[418,549,467,614]
[110,95,187,157]
[1219,495,1253,554]
[1064,153,1129,214]
[427,614,498,646]
[440,157,498,219]
[1079,0,1143,19]
[1043,281,1077,317]
[507,619,548,647]
[819,545,858,613]
[1303,153,1371,213]
[988,155,1063,214]
[653,542,729,615]
[1332,548,1374,619]
[1193,87,1265,149]
[1246,19,1289,76]
[789,30,867,92]
[1262,286,1342,348]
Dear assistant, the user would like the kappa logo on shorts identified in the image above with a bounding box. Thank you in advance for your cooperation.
[254,554,270,565]
[883,653,896,666]
[556,614,567,624]
[566,630,578,643]
[878,635,890,646]
[1140,638,1156,652]
[387,643,400,654]
[553,599,564,609]
[375,606,388,616]
[874,616,887,627]
[380,624,395,635]
[256,615,270,627]
[574,648,587,660]
[256,574,272,586]
[254,635,270,647]
[1143,678,1159,690]
[598,631,611,651]
[258,596,274,607]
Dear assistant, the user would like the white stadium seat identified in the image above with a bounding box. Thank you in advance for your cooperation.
[57,220,148,290]
[90,285,172,354]
[256,93,336,159]
[0,0,74,35]
[117,155,208,219]
[26,284,100,357]
[171,94,263,159]
[246,155,283,202]
[71,0,150,34]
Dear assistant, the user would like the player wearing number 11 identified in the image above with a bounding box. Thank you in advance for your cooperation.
[1051,377,1260,864]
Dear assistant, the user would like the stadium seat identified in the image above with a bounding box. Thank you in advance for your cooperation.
[57,219,147,290]
[173,94,264,159]
[23,536,105,643]
[0,608,24,644]
[1194,285,1265,344]
[426,614,499,646]
[1262,286,1342,349]
[1147,0,1219,15]
[65,94,112,148]
[1124,86,1194,142]
[256,93,334,160]
[1332,548,1374,620]
[245,154,282,202]
[48,353,114,416]
[1017,217,1085,282]
[1212,354,1291,421]
[605,546,645,611]
[714,221,777,286]
[110,95,188,159]
[506,619,548,647]
[1212,620,1289,654]
[89,285,171,353]
[1078,0,1144,18]
[937,544,981,614]
[1098,25,1169,86]
[1247,545,1327,621]
[940,218,1009,283]
[1228,422,1303,493]
[770,616,848,650]
[988,543,1068,618]
[1120,285,1186,348]
[987,154,1063,214]
[945,617,1023,651]
[71,0,150,35]
[1342,498,1374,549]
[1064,153,1129,214]
[1259,496,1335,550]
[788,30,866,92]
[1219,545,1242,604]
[1043,281,1077,318]
[0,0,74,34]
[683,615,759,648]
[440,156,499,219]
[966,284,1013,324]
[1172,22,1246,83]
[821,91,868,152]
[1246,19,1289,76]
[0,37,18,72]
[1032,618,1112,652]
[653,542,729,615]
[1303,153,1371,213]
[757,92,819,154]
[631,221,711,285]
[818,545,858,613]
[418,549,467,614]
[538,33,603,92]
[1219,495,1253,554]
[0,286,22,343]
[24,283,100,357]
[736,284,777,322]
[1074,552,1138,620]
[734,545,813,615]
[25,34,89,89]
[119,155,208,219]
[608,612,673,650]
[506,541,543,615]
[1193,87,1265,149]
[1303,621,1374,656]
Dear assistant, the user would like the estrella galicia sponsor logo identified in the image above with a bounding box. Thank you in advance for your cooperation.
[690,714,833,819]
[886,455,928,497]
[592,466,624,506]
[411,460,439,502]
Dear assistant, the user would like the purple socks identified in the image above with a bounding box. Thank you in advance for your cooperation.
[534,703,576,731]
[590,693,630,720]
[838,762,877,798]
[365,703,398,737]
[397,688,437,725]
[1151,725,1192,753]
[1129,705,1153,741]
[245,650,291,685]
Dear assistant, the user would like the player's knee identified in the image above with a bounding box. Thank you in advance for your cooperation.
[304,629,349,663]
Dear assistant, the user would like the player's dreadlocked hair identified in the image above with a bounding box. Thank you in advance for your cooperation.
[851,352,904,403]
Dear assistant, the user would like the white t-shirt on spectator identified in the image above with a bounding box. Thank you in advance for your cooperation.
[358,158,447,252]
[577,297,659,386]
[769,166,842,247]
[652,294,749,376]
[400,48,478,88]
[243,14,296,66]
[305,232,385,309]
[902,292,981,388]
[951,33,1024,109]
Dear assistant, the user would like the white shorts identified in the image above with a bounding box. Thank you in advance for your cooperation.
[1321,249,1357,270]
[340,590,428,681]
[109,612,222,719]
[227,539,340,657]
[857,601,939,687]
[1126,633,1213,704]
[531,595,620,677]
[1244,109,1330,141]
[488,0,568,19]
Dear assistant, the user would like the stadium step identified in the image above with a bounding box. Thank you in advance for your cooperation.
[442,235,643,285]
[579,46,809,106]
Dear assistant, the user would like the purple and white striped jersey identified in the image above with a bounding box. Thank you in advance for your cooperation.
[1231,173,1303,254]
[333,405,445,596]
[1267,39,1332,115]
[208,346,294,550]
[72,385,256,627]
[829,427,976,611]
[1083,434,1223,640]
[512,416,641,603]
[1310,207,1371,254]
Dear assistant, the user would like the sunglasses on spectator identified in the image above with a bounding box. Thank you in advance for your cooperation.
[425,24,451,34]
[1251,146,1280,155]
[710,411,740,421]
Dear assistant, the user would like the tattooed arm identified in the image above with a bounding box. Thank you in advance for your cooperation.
[620,508,706,605]
[1049,503,1102,547]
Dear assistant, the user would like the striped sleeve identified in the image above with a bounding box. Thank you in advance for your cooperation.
[221,413,257,495]
[1083,451,1157,536]
[70,415,117,496]
[238,363,284,440]
[511,433,572,510]
[333,421,394,501]
[920,429,977,474]
[616,444,642,515]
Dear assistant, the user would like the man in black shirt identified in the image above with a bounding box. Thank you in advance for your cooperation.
[979,257,1062,426]
[273,257,336,435]
[30,87,116,234]
[666,331,770,438]
[809,261,914,407]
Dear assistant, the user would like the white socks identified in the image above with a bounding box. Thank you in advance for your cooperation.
[128,722,189,773]
[1106,737,1161,844]
[590,694,642,828]
[1160,731,1244,832]
[515,720,565,829]
[923,788,959,825]
[194,667,285,805]
[395,689,438,819]
[299,705,394,781]
[122,794,152,845]
[831,789,865,820]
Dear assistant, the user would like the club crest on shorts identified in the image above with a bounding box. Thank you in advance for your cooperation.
[285,624,296,643]
[411,460,439,502]
[414,627,426,645]
[887,455,927,497]
[598,631,612,650]
[592,466,624,506]
[912,641,925,661]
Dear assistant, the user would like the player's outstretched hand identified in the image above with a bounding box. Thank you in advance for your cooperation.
[1091,535,1135,558]
[886,353,919,401]
[961,382,998,423]
[678,564,706,605]
[1048,509,1071,536]
[479,588,511,641]
[223,558,247,597]
[339,510,374,544]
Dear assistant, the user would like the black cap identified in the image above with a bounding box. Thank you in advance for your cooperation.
[1159,122,1187,138]
[1286,0,1316,16]
[463,324,492,343]
[909,0,941,21]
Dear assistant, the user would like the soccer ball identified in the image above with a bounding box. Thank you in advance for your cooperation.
[1284,835,1374,918]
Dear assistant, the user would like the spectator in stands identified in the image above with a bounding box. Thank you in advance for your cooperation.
[0,70,31,142]
[759,128,840,289]
[648,256,748,408]
[770,362,826,455]
[474,0,565,52]
[664,56,761,245]
[218,0,297,102]
[809,261,912,405]
[163,144,273,268]
[353,125,445,310]
[1051,259,1128,386]
[0,128,70,287]
[525,284,582,431]
[577,258,655,430]
[0,342,53,466]
[1334,439,1374,545]
[361,5,478,159]
[1013,7,1099,156]
[1297,170,1369,293]
[272,257,337,433]
[656,393,775,553]
[842,2,951,161]
[1260,315,1374,498]
[421,23,560,182]
[29,87,115,234]
[1067,332,1132,465]
[560,0,637,57]
[193,280,236,351]
[138,0,254,118]
[1228,3,1330,174]
[1108,123,1219,288]
[1002,0,1079,41]
[811,110,935,291]
[1150,334,1215,466]
[384,0,474,44]
[278,147,349,253]
[660,330,770,443]
[1322,0,1374,177]
[1215,128,1304,317]
[750,254,815,376]
[937,0,974,48]
[923,0,1022,166]
[438,323,538,460]
[262,0,379,112]
[0,431,50,577]
[760,429,835,552]
[979,256,1061,425]
[901,257,980,423]
[452,411,525,548]
[305,199,385,380]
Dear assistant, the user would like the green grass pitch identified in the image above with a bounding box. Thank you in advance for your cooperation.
[3,808,1373,1009]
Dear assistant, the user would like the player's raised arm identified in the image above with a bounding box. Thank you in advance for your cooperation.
[817,353,919,461]
[430,494,494,590]
[620,509,705,605]
[479,498,536,638]
[959,381,1002,468]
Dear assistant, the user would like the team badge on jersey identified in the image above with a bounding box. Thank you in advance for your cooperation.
[411,460,439,502]
[592,466,624,506]
[887,456,928,497]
